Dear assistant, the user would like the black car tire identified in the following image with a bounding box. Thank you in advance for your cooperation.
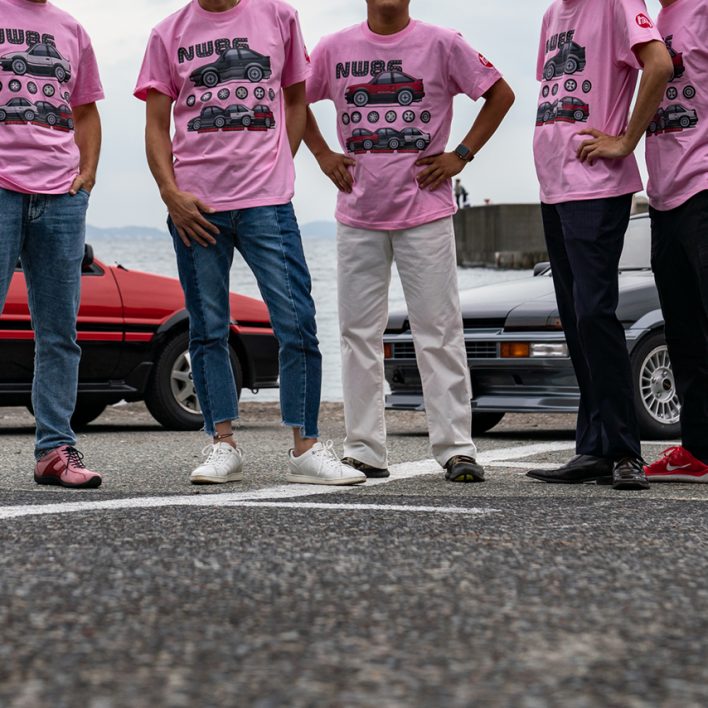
[202,71,219,88]
[415,139,426,150]
[362,139,374,150]
[543,63,555,81]
[47,113,57,125]
[398,89,414,106]
[389,138,400,149]
[679,116,691,128]
[67,118,74,130]
[683,85,696,99]
[242,115,252,126]
[145,330,243,431]
[12,58,27,75]
[265,118,272,128]
[247,66,264,82]
[214,115,226,128]
[54,65,66,82]
[564,57,579,74]
[352,90,369,107]
[472,412,505,435]
[27,400,107,431]
[544,111,552,122]
[631,331,681,440]
[648,121,657,134]
[24,110,35,121]
[573,110,585,121]
[192,119,201,131]
[0,110,6,122]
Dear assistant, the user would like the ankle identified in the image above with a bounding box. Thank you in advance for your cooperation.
[293,439,317,457]
[213,432,237,448]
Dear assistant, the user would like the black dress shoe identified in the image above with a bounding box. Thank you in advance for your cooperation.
[612,457,650,490]
[526,454,613,484]
[445,456,485,483]
[341,457,390,478]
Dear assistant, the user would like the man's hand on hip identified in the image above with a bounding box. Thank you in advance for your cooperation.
[162,189,219,248]
[416,152,467,191]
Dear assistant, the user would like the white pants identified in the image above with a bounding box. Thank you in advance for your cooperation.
[337,217,477,468]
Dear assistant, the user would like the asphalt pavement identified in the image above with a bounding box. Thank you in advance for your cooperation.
[0,402,706,708]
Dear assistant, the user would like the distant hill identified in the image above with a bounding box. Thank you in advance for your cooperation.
[87,221,336,240]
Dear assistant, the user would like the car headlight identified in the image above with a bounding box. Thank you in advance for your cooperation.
[529,343,568,358]
[500,342,568,358]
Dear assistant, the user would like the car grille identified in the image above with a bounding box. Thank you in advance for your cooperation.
[391,342,497,359]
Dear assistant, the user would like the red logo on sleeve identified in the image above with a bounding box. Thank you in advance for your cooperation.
[479,53,494,68]
[635,13,654,28]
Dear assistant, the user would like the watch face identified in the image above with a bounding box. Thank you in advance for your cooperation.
[456,145,470,160]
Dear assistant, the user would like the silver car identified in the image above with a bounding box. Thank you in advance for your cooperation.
[0,42,72,83]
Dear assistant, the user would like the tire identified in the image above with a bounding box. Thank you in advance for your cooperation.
[543,63,555,81]
[214,115,226,128]
[471,412,505,435]
[415,139,426,150]
[389,138,400,149]
[11,58,27,75]
[241,115,251,127]
[573,110,585,121]
[26,400,107,431]
[683,85,696,99]
[67,118,74,130]
[24,110,35,121]
[631,331,681,440]
[265,118,272,128]
[54,65,66,82]
[47,113,57,126]
[544,111,552,122]
[247,66,263,82]
[648,122,657,134]
[362,139,374,150]
[202,71,219,88]
[0,110,6,122]
[679,116,690,128]
[397,89,414,106]
[192,119,201,131]
[144,330,243,431]
[564,57,578,74]
[352,90,369,107]
[659,118,666,130]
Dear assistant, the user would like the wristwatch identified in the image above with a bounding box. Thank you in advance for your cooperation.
[454,144,475,162]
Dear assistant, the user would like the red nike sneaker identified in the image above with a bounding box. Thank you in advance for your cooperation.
[644,446,708,483]
[34,446,102,489]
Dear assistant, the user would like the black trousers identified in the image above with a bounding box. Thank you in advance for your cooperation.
[650,190,708,463]
[541,194,641,460]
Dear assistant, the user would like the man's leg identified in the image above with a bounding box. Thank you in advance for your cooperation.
[336,221,394,471]
[651,191,708,465]
[391,217,478,470]
[556,195,642,462]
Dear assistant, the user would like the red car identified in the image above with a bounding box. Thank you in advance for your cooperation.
[252,104,275,128]
[345,71,425,108]
[346,128,376,152]
[0,246,279,430]
[554,96,589,122]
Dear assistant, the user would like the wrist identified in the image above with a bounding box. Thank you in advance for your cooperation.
[160,184,180,203]
[453,143,475,163]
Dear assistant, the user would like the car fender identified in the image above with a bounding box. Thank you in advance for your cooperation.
[625,308,665,351]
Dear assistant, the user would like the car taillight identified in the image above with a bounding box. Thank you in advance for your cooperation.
[384,343,393,359]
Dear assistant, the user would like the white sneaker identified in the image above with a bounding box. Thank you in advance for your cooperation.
[286,441,367,486]
[190,443,244,484]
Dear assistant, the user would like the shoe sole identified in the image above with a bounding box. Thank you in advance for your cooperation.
[526,472,612,485]
[285,474,366,486]
[190,473,244,485]
[363,470,390,479]
[34,475,102,489]
[446,472,485,483]
[612,481,650,490]
[645,473,708,483]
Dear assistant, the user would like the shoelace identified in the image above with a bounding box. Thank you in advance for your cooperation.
[657,446,681,461]
[64,446,86,469]
[309,440,343,476]
[201,444,241,471]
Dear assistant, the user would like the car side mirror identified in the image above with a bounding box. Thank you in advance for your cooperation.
[533,261,550,277]
[82,244,95,272]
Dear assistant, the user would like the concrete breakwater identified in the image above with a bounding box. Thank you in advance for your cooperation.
[454,203,548,270]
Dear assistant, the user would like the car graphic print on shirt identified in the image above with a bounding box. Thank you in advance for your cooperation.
[187,103,276,133]
[543,41,586,81]
[665,35,685,81]
[346,126,430,153]
[0,96,38,123]
[0,41,71,83]
[345,70,425,108]
[647,103,699,136]
[536,96,589,126]
[189,45,272,88]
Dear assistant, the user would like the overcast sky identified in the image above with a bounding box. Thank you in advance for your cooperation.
[45,0,662,229]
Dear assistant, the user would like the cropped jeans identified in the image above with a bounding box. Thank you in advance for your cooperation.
[0,187,89,458]
[169,202,321,438]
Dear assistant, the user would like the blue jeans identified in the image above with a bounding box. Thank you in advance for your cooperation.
[169,202,321,438]
[0,187,89,458]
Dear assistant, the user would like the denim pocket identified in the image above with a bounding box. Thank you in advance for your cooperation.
[78,188,91,198]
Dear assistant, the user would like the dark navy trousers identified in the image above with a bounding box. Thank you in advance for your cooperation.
[541,194,642,461]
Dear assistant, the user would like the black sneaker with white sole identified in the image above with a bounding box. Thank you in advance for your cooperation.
[341,457,390,478]
[445,456,485,483]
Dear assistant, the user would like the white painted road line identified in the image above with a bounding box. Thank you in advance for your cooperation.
[232,502,498,515]
[0,441,576,521]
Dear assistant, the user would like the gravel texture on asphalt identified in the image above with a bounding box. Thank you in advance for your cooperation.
[0,402,706,707]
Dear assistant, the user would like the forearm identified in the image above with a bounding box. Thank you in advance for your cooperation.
[284,82,307,156]
[73,103,101,187]
[146,123,179,201]
[304,107,332,159]
[458,79,515,157]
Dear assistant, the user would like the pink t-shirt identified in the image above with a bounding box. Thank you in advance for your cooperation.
[0,0,103,195]
[533,0,662,204]
[307,20,502,231]
[134,0,310,212]
[645,0,708,211]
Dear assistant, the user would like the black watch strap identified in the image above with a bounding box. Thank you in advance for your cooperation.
[454,144,474,162]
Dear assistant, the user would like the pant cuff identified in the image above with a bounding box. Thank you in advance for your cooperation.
[282,421,319,440]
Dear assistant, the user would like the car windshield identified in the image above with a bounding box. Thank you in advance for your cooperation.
[618,218,651,270]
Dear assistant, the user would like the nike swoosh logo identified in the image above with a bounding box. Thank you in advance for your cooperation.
[666,464,691,471]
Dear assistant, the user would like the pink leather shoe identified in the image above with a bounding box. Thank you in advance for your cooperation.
[34,446,102,489]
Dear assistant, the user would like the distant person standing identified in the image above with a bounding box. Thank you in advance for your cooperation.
[305,0,514,482]
[135,0,366,487]
[0,0,104,488]
[454,178,469,208]
[643,0,708,483]
[527,0,673,490]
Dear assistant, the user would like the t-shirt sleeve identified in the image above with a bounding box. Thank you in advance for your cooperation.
[536,13,549,82]
[447,33,503,100]
[613,0,664,69]
[306,38,329,104]
[134,30,177,102]
[71,25,104,107]
[281,9,312,89]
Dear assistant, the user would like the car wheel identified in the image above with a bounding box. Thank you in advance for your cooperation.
[11,58,27,75]
[353,90,369,107]
[192,119,201,131]
[24,110,35,121]
[471,412,505,435]
[389,138,400,149]
[415,139,426,150]
[631,331,681,440]
[397,89,414,106]
[573,110,585,121]
[144,330,243,431]
[362,139,374,150]
[247,66,264,82]
[0,110,6,122]
[679,116,691,128]
[648,122,657,134]
[659,118,666,130]
[683,85,696,99]
[265,118,272,128]
[544,111,552,122]
[203,71,219,88]
[543,64,555,81]
[564,58,578,74]
[54,65,66,82]
[67,118,74,130]
[27,400,107,431]
[242,116,252,126]
[214,116,226,128]
[47,113,57,125]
